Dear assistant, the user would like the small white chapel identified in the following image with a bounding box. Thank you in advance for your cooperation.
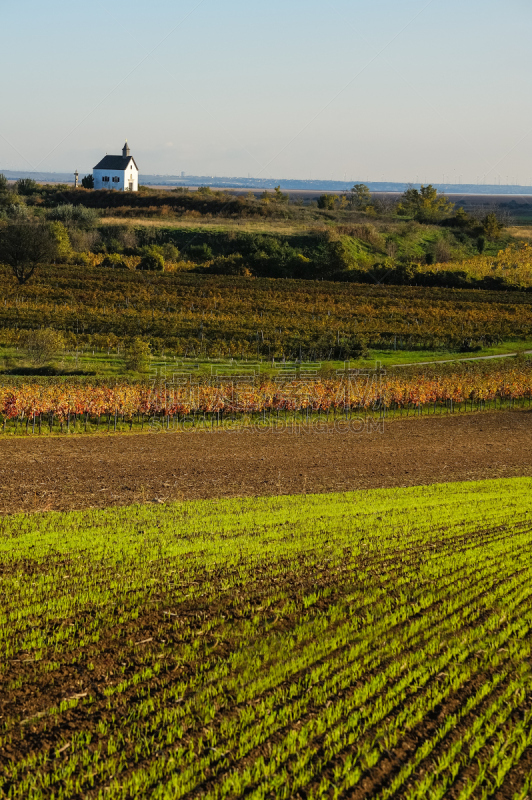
[93,141,139,191]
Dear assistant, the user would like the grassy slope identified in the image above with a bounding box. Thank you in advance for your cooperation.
[2,478,532,797]
[100,216,309,235]
[97,215,509,266]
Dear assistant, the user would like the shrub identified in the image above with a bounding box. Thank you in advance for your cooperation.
[431,237,453,264]
[68,228,101,252]
[72,251,92,266]
[160,242,180,262]
[188,243,213,262]
[340,223,385,250]
[47,204,99,229]
[102,253,127,269]
[104,238,124,254]
[138,251,164,271]
[137,243,166,260]
[207,254,252,276]
[112,226,138,251]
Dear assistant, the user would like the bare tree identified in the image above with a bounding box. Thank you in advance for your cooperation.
[0,220,56,284]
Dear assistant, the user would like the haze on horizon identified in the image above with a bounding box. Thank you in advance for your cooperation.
[1,0,530,185]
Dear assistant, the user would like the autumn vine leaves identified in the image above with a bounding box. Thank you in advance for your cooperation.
[1,364,531,430]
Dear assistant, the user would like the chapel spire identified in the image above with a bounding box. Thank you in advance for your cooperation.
[122,140,130,158]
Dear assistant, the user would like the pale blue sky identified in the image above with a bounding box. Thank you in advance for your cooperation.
[1,0,530,183]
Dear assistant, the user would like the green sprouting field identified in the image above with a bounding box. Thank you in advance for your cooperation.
[1,478,532,798]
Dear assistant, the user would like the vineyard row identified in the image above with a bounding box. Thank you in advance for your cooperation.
[2,265,531,357]
[1,368,531,432]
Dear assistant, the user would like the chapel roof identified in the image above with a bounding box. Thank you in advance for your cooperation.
[93,155,138,171]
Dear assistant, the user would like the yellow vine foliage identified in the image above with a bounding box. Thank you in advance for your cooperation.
[437,243,532,287]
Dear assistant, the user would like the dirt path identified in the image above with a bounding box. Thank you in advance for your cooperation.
[1,411,531,515]
[392,351,532,368]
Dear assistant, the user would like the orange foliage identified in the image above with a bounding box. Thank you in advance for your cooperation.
[2,365,531,425]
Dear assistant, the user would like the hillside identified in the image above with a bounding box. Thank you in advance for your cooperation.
[2,264,532,366]
[1,180,532,374]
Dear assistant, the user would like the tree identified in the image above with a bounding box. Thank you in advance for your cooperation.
[347,183,374,212]
[273,185,289,204]
[15,178,39,195]
[124,338,151,373]
[0,192,24,210]
[0,174,8,193]
[24,328,65,365]
[397,184,454,222]
[317,194,338,210]
[482,212,504,240]
[48,221,73,262]
[81,174,94,189]
[0,220,56,284]
[450,206,473,228]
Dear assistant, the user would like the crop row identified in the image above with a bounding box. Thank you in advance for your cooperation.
[1,365,531,431]
[1,479,532,797]
[2,263,531,358]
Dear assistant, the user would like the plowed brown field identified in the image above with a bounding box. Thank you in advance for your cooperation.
[1,410,531,515]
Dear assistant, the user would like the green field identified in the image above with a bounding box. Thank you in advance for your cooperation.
[2,478,532,798]
[3,340,532,382]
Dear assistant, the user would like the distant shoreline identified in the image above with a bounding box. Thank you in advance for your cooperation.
[2,169,532,197]
[5,178,532,207]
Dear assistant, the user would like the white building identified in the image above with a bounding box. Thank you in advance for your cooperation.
[93,141,139,191]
